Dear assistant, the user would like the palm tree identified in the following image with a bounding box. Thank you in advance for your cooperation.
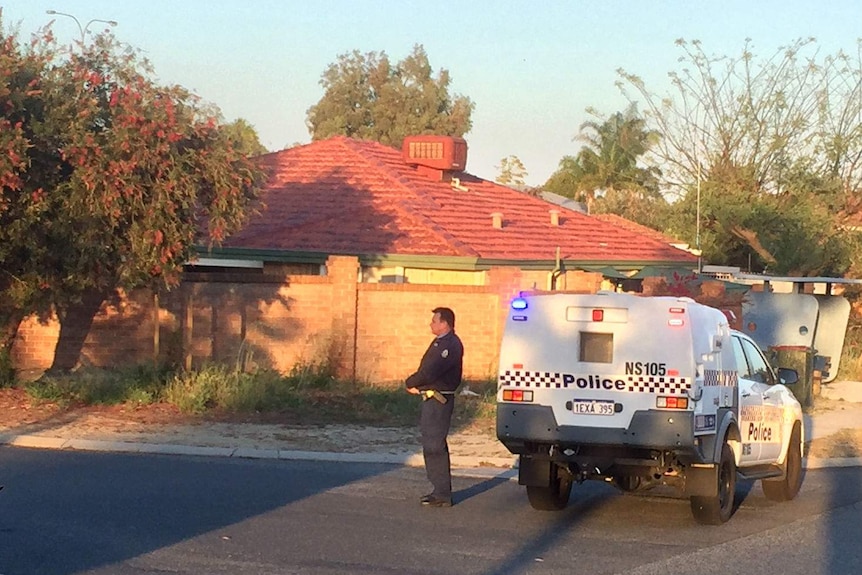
[544,105,661,213]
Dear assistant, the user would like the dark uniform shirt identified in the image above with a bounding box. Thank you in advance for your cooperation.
[405,330,464,393]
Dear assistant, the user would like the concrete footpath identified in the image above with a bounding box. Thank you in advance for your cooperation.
[2,381,862,479]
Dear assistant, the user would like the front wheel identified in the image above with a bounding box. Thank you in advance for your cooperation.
[526,464,573,511]
[762,423,803,502]
[690,441,736,525]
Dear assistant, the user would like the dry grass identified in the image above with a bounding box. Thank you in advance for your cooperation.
[806,429,862,458]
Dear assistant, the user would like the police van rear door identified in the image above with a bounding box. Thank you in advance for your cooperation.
[498,292,697,430]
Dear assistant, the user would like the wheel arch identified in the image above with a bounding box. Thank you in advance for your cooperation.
[715,411,741,464]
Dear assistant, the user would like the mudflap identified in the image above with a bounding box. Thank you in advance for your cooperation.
[685,464,718,497]
[518,456,551,487]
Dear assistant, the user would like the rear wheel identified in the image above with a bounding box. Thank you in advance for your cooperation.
[762,423,803,502]
[690,441,736,525]
[526,464,573,511]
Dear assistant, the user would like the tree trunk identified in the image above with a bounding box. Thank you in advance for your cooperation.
[0,310,24,354]
[49,289,107,373]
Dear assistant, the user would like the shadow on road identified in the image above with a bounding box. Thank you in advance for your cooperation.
[0,446,394,575]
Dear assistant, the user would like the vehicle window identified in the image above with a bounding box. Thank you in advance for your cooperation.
[580,332,613,363]
[740,337,775,385]
[731,336,751,378]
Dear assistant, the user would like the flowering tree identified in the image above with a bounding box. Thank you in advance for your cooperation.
[0,18,264,369]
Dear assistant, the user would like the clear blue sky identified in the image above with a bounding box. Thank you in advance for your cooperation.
[3,1,861,186]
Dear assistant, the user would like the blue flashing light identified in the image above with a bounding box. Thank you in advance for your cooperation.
[511,297,528,311]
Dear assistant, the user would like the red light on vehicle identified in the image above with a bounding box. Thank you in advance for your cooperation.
[669,307,685,314]
[657,396,689,409]
[513,363,523,369]
[592,309,604,322]
[501,389,533,402]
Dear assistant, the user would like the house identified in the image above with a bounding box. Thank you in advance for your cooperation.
[12,135,701,381]
[197,135,698,288]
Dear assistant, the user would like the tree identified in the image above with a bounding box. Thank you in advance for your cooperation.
[495,155,528,188]
[618,38,862,275]
[306,44,474,148]
[543,105,662,216]
[0,21,264,369]
[221,118,269,157]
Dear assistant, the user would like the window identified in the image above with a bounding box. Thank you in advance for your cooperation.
[732,335,775,385]
[580,332,613,363]
[740,338,774,385]
[731,336,751,378]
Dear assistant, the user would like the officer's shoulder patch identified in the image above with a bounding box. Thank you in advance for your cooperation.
[441,349,449,358]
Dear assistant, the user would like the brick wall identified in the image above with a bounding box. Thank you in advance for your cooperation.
[11,256,542,382]
[356,283,500,382]
[10,259,731,383]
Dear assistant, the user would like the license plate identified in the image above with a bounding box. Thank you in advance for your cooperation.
[572,400,615,415]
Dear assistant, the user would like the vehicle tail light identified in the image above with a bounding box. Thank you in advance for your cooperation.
[656,396,689,409]
[502,389,534,402]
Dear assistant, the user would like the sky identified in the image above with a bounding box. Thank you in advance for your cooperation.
[3,1,861,186]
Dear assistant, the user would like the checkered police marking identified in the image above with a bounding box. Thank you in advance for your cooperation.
[499,371,691,394]
[498,370,564,388]
[626,376,691,395]
[703,369,738,387]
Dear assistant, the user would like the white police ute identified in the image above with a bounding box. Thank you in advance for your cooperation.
[496,291,804,524]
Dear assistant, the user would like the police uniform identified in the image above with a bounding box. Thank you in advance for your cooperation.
[405,330,464,502]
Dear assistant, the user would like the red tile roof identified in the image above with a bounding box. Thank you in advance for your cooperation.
[224,136,697,266]
[593,213,688,248]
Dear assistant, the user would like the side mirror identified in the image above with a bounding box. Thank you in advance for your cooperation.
[777,367,799,385]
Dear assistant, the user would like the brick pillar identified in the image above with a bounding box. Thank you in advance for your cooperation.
[486,266,524,357]
[327,255,359,380]
[487,266,523,312]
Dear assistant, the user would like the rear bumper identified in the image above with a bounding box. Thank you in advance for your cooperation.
[496,403,697,454]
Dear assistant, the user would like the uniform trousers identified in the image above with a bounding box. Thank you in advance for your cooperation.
[419,394,455,498]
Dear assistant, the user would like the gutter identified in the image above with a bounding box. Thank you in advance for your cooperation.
[195,246,697,274]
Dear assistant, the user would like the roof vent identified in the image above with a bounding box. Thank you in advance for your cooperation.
[491,212,503,229]
[402,135,468,171]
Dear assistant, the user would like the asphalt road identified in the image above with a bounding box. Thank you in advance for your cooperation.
[1,446,861,575]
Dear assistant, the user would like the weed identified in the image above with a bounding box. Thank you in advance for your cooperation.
[17,360,499,430]
[24,377,69,405]
[285,358,336,390]
[22,364,171,406]
[838,321,862,381]
[0,348,15,388]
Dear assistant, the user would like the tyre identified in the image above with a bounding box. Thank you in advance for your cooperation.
[690,441,736,525]
[762,423,803,502]
[526,464,573,511]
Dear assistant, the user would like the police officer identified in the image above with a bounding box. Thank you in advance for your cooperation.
[405,307,464,507]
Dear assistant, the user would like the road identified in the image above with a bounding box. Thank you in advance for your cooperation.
[1,446,860,575]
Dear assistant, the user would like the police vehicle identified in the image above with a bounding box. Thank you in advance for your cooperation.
[496,291,804,524]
